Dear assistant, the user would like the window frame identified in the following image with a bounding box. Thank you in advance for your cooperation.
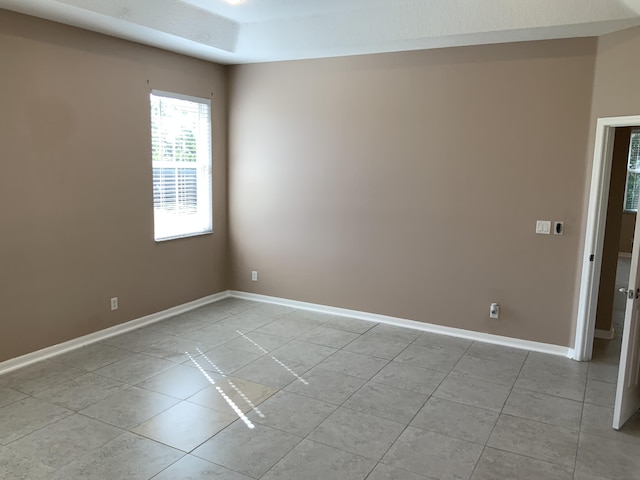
[150,89,213,242]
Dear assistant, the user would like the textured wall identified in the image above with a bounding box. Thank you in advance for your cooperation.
[228,38,597,347]
[0,10,228,362]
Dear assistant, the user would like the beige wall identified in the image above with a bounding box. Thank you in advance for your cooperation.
[229,39,597,347]
[0,11,228,362]
[595,128,632,332]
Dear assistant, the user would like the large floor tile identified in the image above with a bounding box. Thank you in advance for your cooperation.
[0,386,27,409]
[284,366,366,404]
[0,397,71,445]
[317,350,388,380]
[464,342,528,365]
[370,362,446,396]
[280,309,331,325]
[524,353,589,377]
[232,355,311,388]
[411,397,498,445]
[382,426,483,480]
[216,311,278,332]
[433,374,510,412]
[502,388,583,429]
[256,318,318,339]
[308,407,405,461]
[185,345,263,375]
[573,470,616,480]
[138,364,214,399]
[193,420,302,478]
[394,344,463,373]
[487,414,579,468]
[0,446,55,479]
[188,376,277,415]
[80,386,179,429]
[56,343,133,371]
[365,324,421,344]
[366,463,429,480]
[148,316,209,336]
[270,340,337,367]
[450,355,520,386]
[248,390,337,436]
[178,324,240,347]
[153,454,253,479]
[102,329,175,353]
[132,401,236,452]
[93,353,176,385]
[514,366,587,402]
[320,316,376,334]
[471,447,573,480]
[34,372,126,411]
[6,414,123,469]
[183,302,249,322]
[222,331,290,354]
[412,332,472,354]
[141,335,214,363]
[580,403,640,444]
[584,379,616,407]
[260,439,375,480]
[343,381,428,424]
[587,362,618,384]
[250,303,297,319]
[576,432,640,480]
[298,325,361,348]
[1,360,85,395]
[343,335,408,360]
[50,431,183,480]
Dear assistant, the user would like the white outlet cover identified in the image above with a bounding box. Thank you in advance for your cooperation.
[536,220,551,234]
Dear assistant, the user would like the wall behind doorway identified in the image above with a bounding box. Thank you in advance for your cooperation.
[595,128,633,333]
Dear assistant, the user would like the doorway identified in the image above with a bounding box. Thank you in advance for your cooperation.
[575,116,640,360]
[592,127,637,365]
[575,115,640,429]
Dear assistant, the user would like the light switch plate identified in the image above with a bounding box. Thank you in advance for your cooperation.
[536,220,551,234]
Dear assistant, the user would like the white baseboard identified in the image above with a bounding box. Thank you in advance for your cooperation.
[0,291,230,376]
[229,291,575,359]
[0,288,578,376]
[595,327,615,340]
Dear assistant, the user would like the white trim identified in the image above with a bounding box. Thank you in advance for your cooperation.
[595,327,616,340]
[576,115,640,362]
[0,291,230,376]
[229,291,575,358]
[619,252,632,259]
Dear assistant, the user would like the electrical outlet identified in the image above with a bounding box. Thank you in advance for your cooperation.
[110,297,118,311]
[251,271,258,282]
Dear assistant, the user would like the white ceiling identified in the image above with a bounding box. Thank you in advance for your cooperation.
[2,0,640,64]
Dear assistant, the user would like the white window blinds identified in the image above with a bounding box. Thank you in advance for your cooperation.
[624,130,640,212]
[150,91,212,241]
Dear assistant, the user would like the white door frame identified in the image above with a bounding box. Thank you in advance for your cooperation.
[575,115,640,361]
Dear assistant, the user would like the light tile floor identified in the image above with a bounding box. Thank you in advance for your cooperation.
[1,298,639,480]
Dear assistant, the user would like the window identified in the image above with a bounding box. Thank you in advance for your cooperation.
[623,130,640,212]
[150,91,212,241]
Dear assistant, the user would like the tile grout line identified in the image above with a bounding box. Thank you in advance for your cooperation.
[467,349,530,480]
